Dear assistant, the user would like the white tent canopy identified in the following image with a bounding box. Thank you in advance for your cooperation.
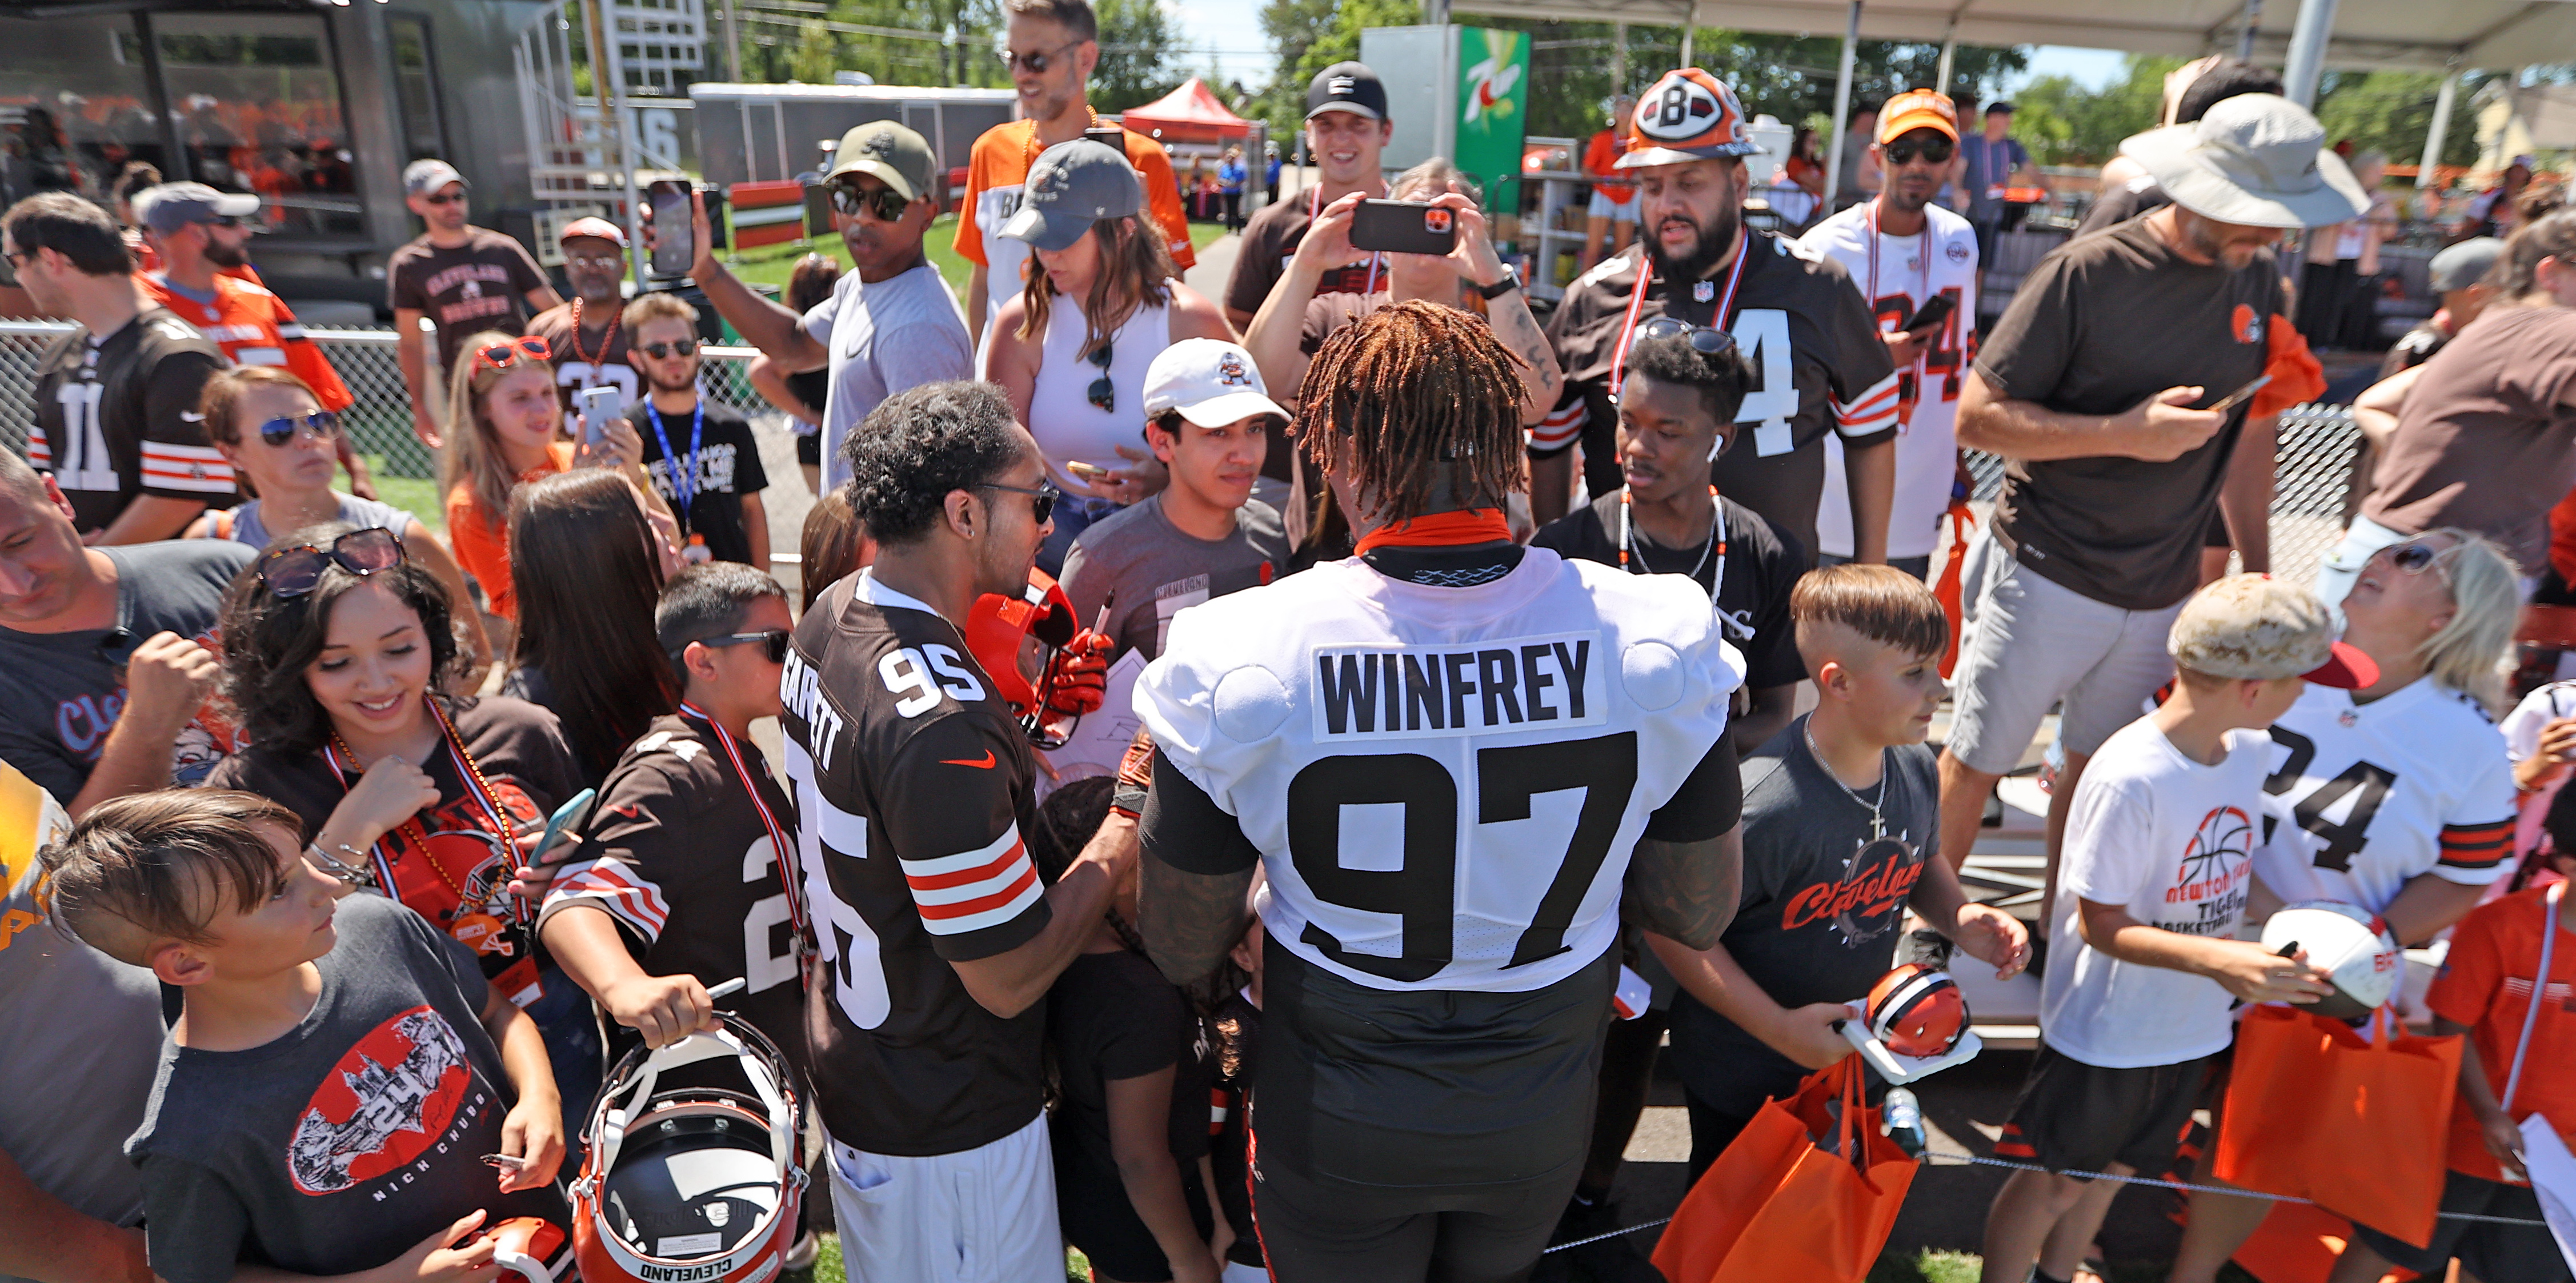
[1437,0,2565,74]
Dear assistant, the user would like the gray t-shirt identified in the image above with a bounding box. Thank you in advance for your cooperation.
[800,262,973,494]
[1058,495,1289,662]
[1666,716,1940,1114]
[218,493,417,549]
[0,540,254,804]
[0,762,163,1283]
[127,894,567,1283]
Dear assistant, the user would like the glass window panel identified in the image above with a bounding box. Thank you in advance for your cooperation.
[153,11,361,238]
[0,16,168,209]
[388,16,447,163]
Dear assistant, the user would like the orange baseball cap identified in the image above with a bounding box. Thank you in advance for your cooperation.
[1619,69,1761,169]
[1878,89,1959,144]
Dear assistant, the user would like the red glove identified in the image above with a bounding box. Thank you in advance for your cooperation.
[1043,630,1113,718]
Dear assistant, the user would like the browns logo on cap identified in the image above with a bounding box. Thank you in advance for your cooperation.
[1618,68,1761,169]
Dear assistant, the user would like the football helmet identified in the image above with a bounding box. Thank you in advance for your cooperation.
[1864,963,1968,1059]
[966,569,1079,718]
[570,1014,807,1283]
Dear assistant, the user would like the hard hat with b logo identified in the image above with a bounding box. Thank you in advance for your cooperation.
[1619,69,1761,168]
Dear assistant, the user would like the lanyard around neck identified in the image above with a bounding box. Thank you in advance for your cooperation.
[644,401,706,521]
[1609,229,1750,396]
[679,702,811,955]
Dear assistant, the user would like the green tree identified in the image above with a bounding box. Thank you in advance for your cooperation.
[1091,0,1184,111]
[2313,70,2492,170]
[2005,54,2180,165]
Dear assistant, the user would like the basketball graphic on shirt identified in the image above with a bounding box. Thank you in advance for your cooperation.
[288,1006,471,1194]
[2176,805,2256,897]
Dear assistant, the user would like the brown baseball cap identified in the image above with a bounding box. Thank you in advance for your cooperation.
[2168,573,2377,688]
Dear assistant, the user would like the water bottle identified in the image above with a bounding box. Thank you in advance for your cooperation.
[1881,1086,1926,1158]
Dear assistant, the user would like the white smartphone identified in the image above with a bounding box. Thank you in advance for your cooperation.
[577,385,624,446]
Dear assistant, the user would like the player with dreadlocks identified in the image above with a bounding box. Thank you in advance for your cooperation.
[1134,299,1751,1282]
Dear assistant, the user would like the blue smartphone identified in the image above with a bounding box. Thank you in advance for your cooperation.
[534,788,596,864]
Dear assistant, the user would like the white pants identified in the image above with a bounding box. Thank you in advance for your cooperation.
[826,1112,1059,1283]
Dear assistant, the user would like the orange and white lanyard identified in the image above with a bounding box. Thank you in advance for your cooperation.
[1608,227,1749,395]
[322,702,519,917]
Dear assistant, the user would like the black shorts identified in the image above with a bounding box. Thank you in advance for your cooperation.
[1057,1147,1179,1282]
[795,429,821,466]
[1248,1130,1578,1283]
[1996,1042,2214,1180]
[2349,1169,2573,1280]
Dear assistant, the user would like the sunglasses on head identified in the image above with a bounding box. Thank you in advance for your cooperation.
[472,334,551,374]
[1085,341,1115,413]
[1000,38,1081,74]
[977,479,1060,526]
[1632,315,1741,359]
[638,338,698,359]
[257,526,406,598]
[680,629,792,664]
[1884,138,1955,166]
[830,182,910,223]
[255,411,340,448]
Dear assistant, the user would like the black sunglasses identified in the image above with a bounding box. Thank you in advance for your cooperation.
[255,411,341,447]
[1632,315,1740,359]
[1000,38,1081,74]
[258,526,406,598]
[420,191,465,205]
[830,182,910,223]
[1085,341,1115,413]
[638,339,698,359]
[1885,138,1956,165]
[683,629,792,664]
[978,479,1059,526]
[2383,542,2451,577]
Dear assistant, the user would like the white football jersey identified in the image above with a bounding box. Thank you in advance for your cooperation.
[2252,680,2516,916]
[1137,549,1745,994]
[2501,680,2576,861]
[1798,201,1979,559]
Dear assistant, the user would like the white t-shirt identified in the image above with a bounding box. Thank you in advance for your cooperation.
[2503,680,2576,861]
[1796,201,1978,559]
[800,263,975,493]
[1136,548,1744,994]
[2252,680,2517,916]
[2043,716,2271,1069]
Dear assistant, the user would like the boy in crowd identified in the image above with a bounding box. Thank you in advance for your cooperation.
[542,563,803,1068]
[1060,339,1292,664]
[2326,792,2576,1283]
[43,790,567,1283]
[623,294,770,569]
[1532,325,1803,754]
[1977,574,2358,1283]
[1653,566,2029,1176]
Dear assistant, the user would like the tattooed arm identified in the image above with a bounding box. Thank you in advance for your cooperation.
[1136,745,1265,987]
[1622,825,1742,950]
[1483,272,1567,427]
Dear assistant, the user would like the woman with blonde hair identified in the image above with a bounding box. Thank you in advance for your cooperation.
[983,138,1233,571]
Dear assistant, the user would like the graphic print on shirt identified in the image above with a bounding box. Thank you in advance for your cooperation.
[52,625,241,785]
[288,1006,476,1196]
[1779,833,1925,943]
[2168,804,2256,930]
[2262,725,2396,872]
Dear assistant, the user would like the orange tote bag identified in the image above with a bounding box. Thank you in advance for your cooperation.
[1649,1058,1916,1283]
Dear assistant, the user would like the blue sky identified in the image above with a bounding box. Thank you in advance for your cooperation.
[1160,0,2134,99]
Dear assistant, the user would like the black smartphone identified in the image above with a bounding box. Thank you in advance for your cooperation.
[647,180,693,276]
[1898,293,1954,334]
[1083,125,1127,152]
[1348,199,1458,256]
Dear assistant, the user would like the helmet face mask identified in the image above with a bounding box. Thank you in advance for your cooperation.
[572,1016,810,1283]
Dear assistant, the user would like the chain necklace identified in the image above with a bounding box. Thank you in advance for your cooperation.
[1618,485,1722,587]
[325,700,521,904]
[566,296,619,367]
[1802,718,1888,841]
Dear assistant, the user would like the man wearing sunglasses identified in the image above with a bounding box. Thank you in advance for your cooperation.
[672,121,972,497]
[388,159,561,449]
[780,381,1125,1283]
[1543,67,1901,567]
[7,193,231,546]
[1797,90,1980,581]
[527,217,643,409]
[131,183,375,503]
[955,0,1193,345]
[620,293,770,570]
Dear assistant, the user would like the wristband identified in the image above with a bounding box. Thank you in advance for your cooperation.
[1111,781,1149,819]
[305,842,375,888]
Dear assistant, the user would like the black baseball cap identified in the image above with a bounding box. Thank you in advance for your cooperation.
[1306,63,1387,122]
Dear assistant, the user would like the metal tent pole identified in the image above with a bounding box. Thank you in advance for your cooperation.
[2418,69,2460,190]
[2281,0,2338,109]
[1936,26,1956,98]
[2237,0,2263,60]
[1822,1,1860,206]
[1680,1,1695,68]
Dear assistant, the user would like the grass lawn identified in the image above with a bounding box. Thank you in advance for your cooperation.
[717,214,1232,312]
[359,454,445,536]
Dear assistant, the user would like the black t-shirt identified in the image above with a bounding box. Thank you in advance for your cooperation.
[1047,949,1209,1181]
[1976,215,2279,610]
[30,307,231,532]
[544,710,807,1077]
[780,572,1050,1156]
[1544,236,1900,561]
[628,399,768,567]
[1667,716,1940,1115]
[1530,492,1808,692]
[2381,321,2450,378]
[207,697,582,1004]
[1204,990,1263,1268]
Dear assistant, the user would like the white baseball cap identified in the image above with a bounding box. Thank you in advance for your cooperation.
[1143,338,1288,427]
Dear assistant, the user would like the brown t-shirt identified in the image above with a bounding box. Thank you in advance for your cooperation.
[1223,192,1388,321]
[1976,216,2280,610]
[2360,305,2576,570]
[387,227,550,373]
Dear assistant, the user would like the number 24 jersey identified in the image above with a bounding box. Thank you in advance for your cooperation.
[1136,548,1746,994]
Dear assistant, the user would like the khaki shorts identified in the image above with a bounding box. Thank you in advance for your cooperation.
[1945,530,2185,776]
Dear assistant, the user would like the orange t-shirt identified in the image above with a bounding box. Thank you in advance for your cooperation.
[954,119,1196,319]
[1583,130,1634,203]
[2425,882,2576,1182]
[443,441,574,619]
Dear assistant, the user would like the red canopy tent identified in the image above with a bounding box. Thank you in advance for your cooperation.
[1115,78,1252,145]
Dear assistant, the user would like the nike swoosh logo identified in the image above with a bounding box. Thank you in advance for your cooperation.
[940,752,997,769]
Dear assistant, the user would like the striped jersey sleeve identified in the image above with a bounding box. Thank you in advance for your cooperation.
[2437,819,2514,874]
[882,713,1048,959]
[1831,368,1902,439]
[2436,738,2519,882]
[540,853,672,940]
[1528,391,1588,455]
[138,335,233,498]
